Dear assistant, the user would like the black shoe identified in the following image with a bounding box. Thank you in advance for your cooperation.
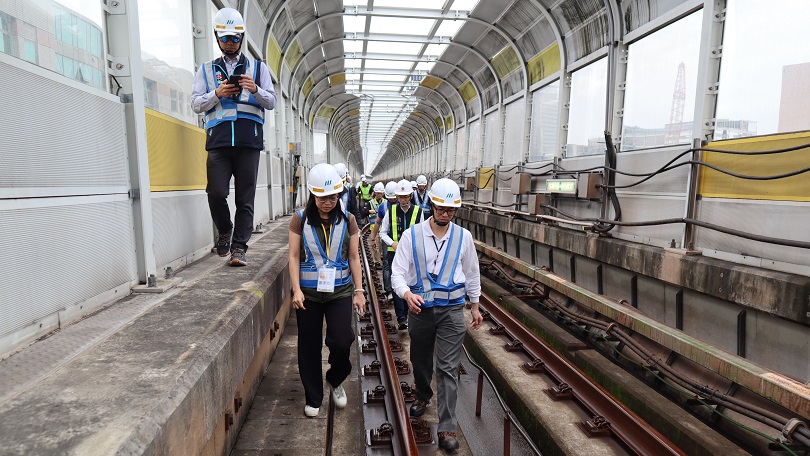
[229,247,247,266]
[398,322,408,331]
[409,398,429,417]
[438,432,459,452]
[375,263,383,270]
[215,230,232,257]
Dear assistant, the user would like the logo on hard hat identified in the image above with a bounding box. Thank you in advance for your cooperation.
[446,193,453,198]
[325,180,332,186]
[226,19,234,24]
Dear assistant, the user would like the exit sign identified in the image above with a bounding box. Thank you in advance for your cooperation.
[546,179,577,194]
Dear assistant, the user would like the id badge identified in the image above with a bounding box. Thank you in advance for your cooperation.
[317,266,336,292]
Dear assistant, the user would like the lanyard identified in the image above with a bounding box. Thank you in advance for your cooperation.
[321,223,333,258]
[432,236,447,270]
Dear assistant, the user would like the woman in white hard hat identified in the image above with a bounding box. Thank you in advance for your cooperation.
[288,163,366,418]
[379,179,425,330]
[191,7,276,266]
[390,178,482,452]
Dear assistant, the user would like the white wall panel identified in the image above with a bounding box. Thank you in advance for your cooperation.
[0,197,137,339]
[467,120,481,169]
[455,127,467,171]
[483,111,499,166]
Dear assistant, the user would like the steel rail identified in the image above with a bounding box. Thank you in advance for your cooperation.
[359,230,419,455]
[479,293,685,456]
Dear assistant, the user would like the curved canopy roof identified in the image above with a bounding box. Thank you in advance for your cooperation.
[256,0,680,174]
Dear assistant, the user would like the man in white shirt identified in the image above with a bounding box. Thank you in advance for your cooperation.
[390,178,483,452]
[379,179,424,329]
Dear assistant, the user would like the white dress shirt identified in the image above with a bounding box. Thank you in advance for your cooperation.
[391,220,480,303]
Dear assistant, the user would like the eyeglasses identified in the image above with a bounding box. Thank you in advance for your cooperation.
[218,35,241,43]
[434,207,456,216]
[315,195,339,203]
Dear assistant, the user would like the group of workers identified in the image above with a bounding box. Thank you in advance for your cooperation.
[288,163,482,452]
[194,6,481,453]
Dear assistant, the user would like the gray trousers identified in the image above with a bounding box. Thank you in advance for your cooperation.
[408,304,467,433]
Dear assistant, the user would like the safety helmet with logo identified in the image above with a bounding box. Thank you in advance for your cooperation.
[307,164,344,197]
[361,175,368,183]
[428,178,462,208]
[213,8,245,36]
[396,179,413,196]
[384,181,398,199]
[410,180,417,189]
[332,163,348,180]
[373,182,385,193]
[416,175,427,186]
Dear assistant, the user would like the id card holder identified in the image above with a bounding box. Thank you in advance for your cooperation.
[317,266,336,292]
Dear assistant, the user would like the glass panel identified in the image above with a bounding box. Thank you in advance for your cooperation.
[566,58,607,157]
[467,119,481,168]
[528,80,559,162]
[0,3,105,89]
[138,0,196,124]
[621,11,701,151]
[715,0,810,138]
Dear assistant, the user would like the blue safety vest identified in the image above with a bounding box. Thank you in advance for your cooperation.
[297,211,351,290]
[413,190,431,218]
[339,191,350,217]
[201,57,264,130]
[409,222,466,307]
[369,198,382,225]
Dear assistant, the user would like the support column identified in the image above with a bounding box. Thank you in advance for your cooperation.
[104,0,156,284]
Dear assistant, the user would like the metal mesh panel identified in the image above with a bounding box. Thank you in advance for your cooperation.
[552,0,605,34]
[152,193,213,269]
[245,0,267,46]
[483,86,499,111]
[456,126,467,170]
[446,68,466,87]
[475,31,508,59]
[0,199,137,338]
[565,13,609,63]
[0,61,128,193]
[271,11,294,50]
[473,68,497,92]
[287,0,316,31]
[696,199,810,269]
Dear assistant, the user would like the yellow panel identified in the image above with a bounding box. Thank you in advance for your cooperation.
[348,109,360,116]
[266,34,282,77]
[398,129,407,134]
[316,104,336,118]
[528,42,561,85]
[478,167,494,189]
[459,80,477,104]
[309,112,314,127]
[491,46,520,79]
[284,39,303,72]
[145,109,207,191]
[413,112,422,117]
[302,77,314,100]
[445,115,453,131]
[700,132,810,201]
[421,76,442,90]
[329,73,346,86]
[434,117,443,129]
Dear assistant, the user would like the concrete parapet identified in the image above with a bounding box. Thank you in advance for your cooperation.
[0,220,292,455]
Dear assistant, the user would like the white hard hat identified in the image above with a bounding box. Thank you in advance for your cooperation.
[410,180,417,189]
[307,164,344,197]
[361,175,368,183]
[428,178,462,208]
[396,179,413,196]
[333,162,348,179]
[384,181,398,198]
[373,182,385,192]
[213,8,245,36]
[416,175,427,186]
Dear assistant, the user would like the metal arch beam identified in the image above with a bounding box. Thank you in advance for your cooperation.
[332,112,436,152]
[332,108,441,148]
[275,10,502,109]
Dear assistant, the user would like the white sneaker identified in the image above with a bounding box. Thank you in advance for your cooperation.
[332,385,347,408]
[304,405,319,417]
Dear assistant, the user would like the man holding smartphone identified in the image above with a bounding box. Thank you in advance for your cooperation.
[191,7,276,266]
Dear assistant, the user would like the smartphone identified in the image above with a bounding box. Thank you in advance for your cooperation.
[228,75,241,86]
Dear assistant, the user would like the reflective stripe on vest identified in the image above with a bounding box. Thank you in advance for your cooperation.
[387,205,420,252]
[202,59,265,129]
[409,222,466,307]
[297,210,351,289]
[339,191,349,217]
[369,198,381,224]
[414,190,430,212]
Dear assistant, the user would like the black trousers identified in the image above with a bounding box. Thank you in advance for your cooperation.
[206,147,261,250]
[296,296,355,408]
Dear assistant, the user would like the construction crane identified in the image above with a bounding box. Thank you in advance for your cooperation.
[665,62,686,145]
